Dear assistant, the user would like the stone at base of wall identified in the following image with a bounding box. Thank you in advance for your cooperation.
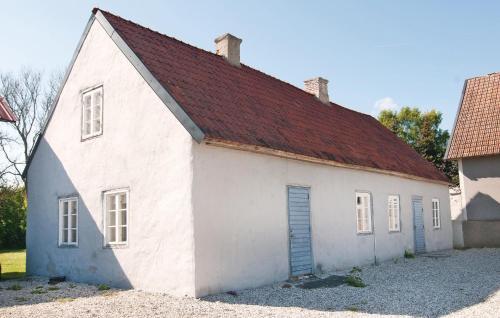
[463,220,500,247]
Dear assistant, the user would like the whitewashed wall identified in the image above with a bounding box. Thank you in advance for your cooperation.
[192,144,452,297]
[26,21,196,296]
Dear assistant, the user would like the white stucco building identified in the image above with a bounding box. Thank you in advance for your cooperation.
[25,8,452,297]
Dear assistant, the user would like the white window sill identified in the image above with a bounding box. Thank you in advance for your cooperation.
[58,244,78,248]
[104,243,128,249]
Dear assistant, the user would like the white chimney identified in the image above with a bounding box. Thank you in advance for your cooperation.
[304,77,330,104]
[215,33,242,67]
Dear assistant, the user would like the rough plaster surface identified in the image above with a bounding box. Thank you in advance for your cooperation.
[461,156,500,221]
[26,20,196,296]
[192,143,452,296]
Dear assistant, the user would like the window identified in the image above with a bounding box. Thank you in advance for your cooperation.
[82,86,103,139]
[356,192,372,234]
[59,197,78,246]
[104,190,128,246]
[432,199,441,229]
[388,195,400,232]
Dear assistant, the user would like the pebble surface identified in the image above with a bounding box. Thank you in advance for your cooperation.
[1,248,499,318]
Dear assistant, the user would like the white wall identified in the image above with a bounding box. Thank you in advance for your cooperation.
[26,20,196,296]
[192,143,453,297]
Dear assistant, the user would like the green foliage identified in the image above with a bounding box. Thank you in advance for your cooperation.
[404,249,415,259]
[97,284,110,291]
[345,275,366,288]
[378,107,458,185]
[0,186,27,249]
[349,266,362,274]
[7,283,22,290]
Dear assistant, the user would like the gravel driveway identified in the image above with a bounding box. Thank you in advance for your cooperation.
[1,248,499,318]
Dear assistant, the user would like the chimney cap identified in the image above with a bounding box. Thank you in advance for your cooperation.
[214,33,242,44]
[304,77,330,104]
[215,33,242,67]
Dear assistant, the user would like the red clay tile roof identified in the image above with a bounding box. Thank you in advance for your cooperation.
[0,96,16,123]
[98,9,448,183]
[446,73,500,159]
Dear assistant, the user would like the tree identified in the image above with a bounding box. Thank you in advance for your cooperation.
[0,69,62,185]
[0,186,27,248]
[378,106,458,185]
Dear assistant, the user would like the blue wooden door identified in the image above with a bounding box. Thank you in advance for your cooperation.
[288,186,313,276]
[412,197,426,254]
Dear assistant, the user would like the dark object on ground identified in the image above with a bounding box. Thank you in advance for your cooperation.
[48,276,66,285]
[226,290,238,296]
[299,275,347,289]
[281,283,292,288]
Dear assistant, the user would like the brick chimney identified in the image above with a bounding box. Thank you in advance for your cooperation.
[304,77,330,104]
[215,33,242,67]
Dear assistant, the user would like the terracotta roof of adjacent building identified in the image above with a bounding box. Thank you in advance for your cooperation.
[92,9,448,183]
[0,96,16,122]
[446,72,500,159]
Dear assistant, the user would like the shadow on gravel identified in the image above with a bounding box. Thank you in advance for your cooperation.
[203,249,500,317]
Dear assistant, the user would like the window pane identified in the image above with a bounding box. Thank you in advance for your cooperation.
[63,201,68,215]
[71,214,77,229]
[119,194,127,209]
[71,229,77,243]
[63,230,68,243]
[108,194,116,210]
[108,211,116,226]
[109,227,116,242]
[63,214,68,229]
[70,201,77,214]
[119,226,127,242]
[119,210,127,226]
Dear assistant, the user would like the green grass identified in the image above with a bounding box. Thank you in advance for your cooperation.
[0,249,26,280]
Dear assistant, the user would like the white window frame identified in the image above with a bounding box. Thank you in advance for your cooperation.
[432,198,441,229]
[103,189,129,247]
[81,86,103,140]
[356,192,372,234]
[388,195,401,232]
[58,197,78,247]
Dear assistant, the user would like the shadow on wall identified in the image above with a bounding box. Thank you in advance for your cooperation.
[23,138,131,306]
[466,192,500,220]
[462,156,500,181]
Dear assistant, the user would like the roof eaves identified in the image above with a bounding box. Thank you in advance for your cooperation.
[444,79,468,160]
[22,13,97,179]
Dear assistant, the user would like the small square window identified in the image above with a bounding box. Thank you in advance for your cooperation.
[82,86,103,139]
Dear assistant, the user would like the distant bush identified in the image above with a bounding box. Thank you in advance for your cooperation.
[0,186,26,249]
[404,249,415,259]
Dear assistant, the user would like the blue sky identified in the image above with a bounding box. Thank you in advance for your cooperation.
[1,1,499,131]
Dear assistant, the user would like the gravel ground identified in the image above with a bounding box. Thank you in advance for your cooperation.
[1,248,499,318]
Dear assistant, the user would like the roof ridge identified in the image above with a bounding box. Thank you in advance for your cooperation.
[95,8,370,118]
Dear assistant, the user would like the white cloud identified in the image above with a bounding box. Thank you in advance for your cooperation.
[373,97,399,116]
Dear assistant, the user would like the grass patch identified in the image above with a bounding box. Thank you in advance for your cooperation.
[6,283,22,291]
[31,289,47,294]
[97,284,110,291]
[345,306,359,312]
[55,297,74,303]
[345,275,366,288]
[47,286,60,291]
[15,297,29,302]
[0,249,26,280]
[404,249,415,259]
[349,266,362,274]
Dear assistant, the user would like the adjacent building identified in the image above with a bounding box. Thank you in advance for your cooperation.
[446,72,500,248]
